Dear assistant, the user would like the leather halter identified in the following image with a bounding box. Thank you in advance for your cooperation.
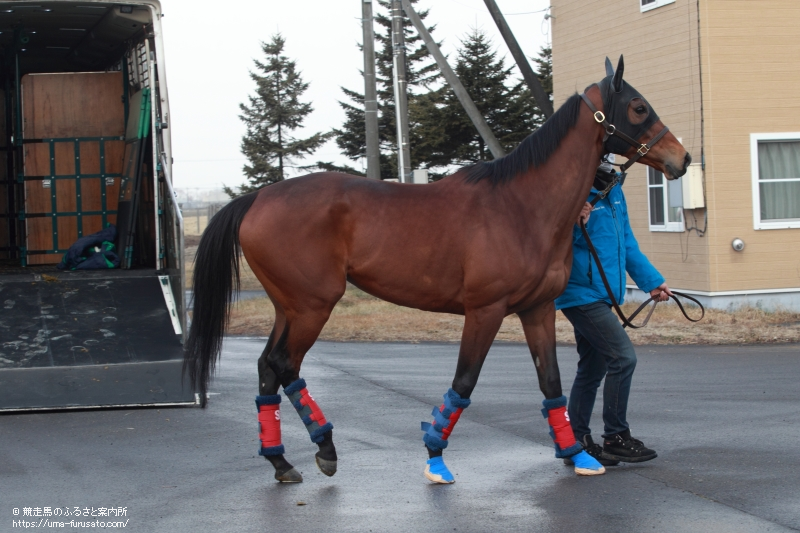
[580,88,670,206]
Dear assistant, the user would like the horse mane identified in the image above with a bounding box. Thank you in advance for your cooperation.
[462,93,583,185]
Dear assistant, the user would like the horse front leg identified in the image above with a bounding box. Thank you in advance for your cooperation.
[422,305,505,484]
[518,303,605,476]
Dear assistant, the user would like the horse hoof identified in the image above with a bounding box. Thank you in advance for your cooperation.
[424,457,455,484]
[275,467,303,483]
[315,455,337,477]
[575,465,606,476]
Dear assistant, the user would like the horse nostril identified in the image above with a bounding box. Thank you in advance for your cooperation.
[684,152,692,169]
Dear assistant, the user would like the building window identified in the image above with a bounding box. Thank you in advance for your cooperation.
[751,133,800,230]
[641,0,676,12]
[648,167,684,232]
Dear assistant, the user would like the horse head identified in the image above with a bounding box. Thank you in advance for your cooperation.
[589,55,691,180]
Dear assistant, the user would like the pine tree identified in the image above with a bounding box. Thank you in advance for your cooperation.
[532,46,553,102]
[225,34,330,197]
[437,29,540,166]
[331,0,441,179]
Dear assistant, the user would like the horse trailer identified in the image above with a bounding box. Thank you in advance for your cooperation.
[0,0,193,410]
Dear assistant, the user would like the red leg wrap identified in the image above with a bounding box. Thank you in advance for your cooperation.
[299,388,328,426]
[258,403,282,449]
[547,406,577,450]
[439,405,464,440]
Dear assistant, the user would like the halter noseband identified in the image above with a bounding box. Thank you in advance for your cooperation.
[580,87,670,204]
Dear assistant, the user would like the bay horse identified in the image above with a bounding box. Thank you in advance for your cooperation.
[184,56,691,484]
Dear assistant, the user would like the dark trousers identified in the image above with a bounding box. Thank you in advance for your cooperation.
[560,301,637,440]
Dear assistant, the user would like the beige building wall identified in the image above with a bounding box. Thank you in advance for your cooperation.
[551,0,800,296]
[551,0,709,292]
[700,0,800,292]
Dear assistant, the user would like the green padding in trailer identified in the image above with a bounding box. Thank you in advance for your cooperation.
[138,87,151,139]
[125,88,151,141]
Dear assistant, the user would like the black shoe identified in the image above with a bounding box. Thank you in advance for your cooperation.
[602,429,657,463]
[562,435,620,466]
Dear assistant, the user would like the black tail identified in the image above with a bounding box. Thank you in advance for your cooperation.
[184,191,259,407]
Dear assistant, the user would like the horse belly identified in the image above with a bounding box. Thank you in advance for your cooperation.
[345,209,466,313]
[346,241,466,314]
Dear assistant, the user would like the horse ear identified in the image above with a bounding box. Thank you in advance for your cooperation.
[612,55,625,92]
[605,57,614,77]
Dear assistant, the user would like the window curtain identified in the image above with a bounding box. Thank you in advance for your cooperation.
[667,176,683,223]
[758,141,800,220]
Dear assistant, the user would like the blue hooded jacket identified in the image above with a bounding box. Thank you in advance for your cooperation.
[555,183,664,310]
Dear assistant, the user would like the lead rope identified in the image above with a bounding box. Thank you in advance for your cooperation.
[579,219,704,328]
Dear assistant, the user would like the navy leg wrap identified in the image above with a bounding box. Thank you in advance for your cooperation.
[284,378,333,444]
[421,388,471,451]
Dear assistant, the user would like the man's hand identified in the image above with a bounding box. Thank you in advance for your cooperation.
[649,282,673,302]
[577,202,592,225]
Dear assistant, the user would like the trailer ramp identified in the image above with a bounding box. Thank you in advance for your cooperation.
[0,269,194,410]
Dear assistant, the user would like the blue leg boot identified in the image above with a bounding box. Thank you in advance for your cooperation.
[570,450,605,476]
[424,456,455,484]
[421,388,470,484]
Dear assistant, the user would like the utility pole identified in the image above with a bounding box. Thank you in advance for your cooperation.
[400,0,505,159]
[390,0,412,183]
[483,0,554,119]
[362,0,381,179]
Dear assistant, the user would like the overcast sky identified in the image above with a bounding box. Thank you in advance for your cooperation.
[161,0,551,191]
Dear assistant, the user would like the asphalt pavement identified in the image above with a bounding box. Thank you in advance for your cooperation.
[2,339,799,533]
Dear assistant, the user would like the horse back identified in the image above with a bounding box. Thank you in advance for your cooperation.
[238,172,570,314]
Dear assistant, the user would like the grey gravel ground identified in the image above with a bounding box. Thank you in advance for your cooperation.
[2,339,799,533]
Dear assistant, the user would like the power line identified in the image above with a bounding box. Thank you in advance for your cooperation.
[504,7,550,16]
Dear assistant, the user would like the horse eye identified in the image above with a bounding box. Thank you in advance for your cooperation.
[635,105,647,115]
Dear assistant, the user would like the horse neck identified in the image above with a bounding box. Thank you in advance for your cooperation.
[509,106,606,238]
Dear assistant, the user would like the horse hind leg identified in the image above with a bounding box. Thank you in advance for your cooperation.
[257,316,303,483]
[267,307,338,477]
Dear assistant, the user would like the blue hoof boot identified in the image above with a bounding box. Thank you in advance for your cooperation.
[571,450,606,476]
[424,456,455,484]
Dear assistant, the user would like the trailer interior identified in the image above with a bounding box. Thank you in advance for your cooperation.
[0,1,191,410]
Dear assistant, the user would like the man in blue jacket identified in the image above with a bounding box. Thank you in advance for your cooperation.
[556,161,672,466]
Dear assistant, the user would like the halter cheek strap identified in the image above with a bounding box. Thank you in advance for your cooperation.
[580,91,670,177]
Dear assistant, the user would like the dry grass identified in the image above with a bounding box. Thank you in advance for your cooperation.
[184,215,211,237]
[222,285,800,345]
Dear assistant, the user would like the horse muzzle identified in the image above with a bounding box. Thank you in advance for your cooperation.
[665,152,692,180]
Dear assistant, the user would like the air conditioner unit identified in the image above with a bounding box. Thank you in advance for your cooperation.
[682,163,705,209]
